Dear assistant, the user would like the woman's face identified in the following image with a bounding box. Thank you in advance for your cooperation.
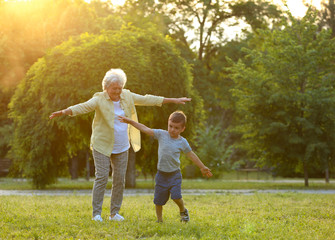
[107,82,123,101]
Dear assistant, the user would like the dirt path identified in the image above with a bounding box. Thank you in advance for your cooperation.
[1,188,335,196]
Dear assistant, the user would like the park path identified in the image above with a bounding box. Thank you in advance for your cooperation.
[1,188,335,196]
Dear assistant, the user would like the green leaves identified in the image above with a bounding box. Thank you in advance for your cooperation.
[9,26,203,187]
[230,11,335,181]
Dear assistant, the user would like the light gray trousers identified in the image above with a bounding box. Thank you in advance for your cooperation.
[92,149,129,217]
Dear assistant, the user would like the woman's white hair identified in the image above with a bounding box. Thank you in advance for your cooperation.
[102,68,127,90]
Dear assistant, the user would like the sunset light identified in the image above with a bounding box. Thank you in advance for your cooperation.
[1,0,335,238]
[272,0,323,17]
[84,0,126,5]
[4,0,126,5]
[3,0,323,17]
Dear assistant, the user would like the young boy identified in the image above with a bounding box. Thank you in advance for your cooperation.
[119,111,212,223]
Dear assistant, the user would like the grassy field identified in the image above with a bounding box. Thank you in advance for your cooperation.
[1,193,334,239]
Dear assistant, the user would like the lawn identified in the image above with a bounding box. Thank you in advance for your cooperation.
[1,194,334,239]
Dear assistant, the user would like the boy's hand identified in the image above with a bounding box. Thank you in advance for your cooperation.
[118,115,131,124]
[200,167,213,178]
[118,115,154,136]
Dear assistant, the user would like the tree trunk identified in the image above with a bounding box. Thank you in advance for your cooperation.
[86,151,90,181]
[303,162,309,187]
[70,156,78,180]
[330,0,335,38]
[325,167,330,184]
[125,147,136,188]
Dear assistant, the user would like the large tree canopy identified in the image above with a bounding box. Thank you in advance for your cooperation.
[229,12,335,186]
[9,26,203,188]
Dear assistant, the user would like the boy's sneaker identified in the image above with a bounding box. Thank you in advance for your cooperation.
[92,215,103,222]
[180,208,190,222]
[109,213,124,221]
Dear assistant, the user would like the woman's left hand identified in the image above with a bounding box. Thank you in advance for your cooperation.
[175,97,192,104]
[163,97,192,104]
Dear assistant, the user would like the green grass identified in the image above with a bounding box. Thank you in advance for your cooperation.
[1,194,335,239]
[1,176,335,190]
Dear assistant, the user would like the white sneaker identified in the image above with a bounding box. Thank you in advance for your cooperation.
[109,213,124,221]
[92,215,103,222]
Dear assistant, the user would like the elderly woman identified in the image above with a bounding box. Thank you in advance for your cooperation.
[49,68,191,222]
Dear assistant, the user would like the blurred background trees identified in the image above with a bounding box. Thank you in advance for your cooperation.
[8,26,203,188]
[230,11,335,186]
[1,0,335,188]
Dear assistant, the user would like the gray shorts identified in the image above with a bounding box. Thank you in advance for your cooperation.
[154,170,182,205]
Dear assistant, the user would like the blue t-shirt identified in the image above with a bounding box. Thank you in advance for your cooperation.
[153,129,192,172]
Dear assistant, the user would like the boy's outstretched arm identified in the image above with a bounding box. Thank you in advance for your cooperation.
[186,151,213,178]
[118,116,154,137]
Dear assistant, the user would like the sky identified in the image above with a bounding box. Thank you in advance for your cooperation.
[274,0,322,18]
[79,0,325,42]
[5,0,324,12]
[224,0,323,40]
[93,0,324,16]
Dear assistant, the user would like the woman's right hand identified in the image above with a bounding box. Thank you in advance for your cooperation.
[49,110,64,120]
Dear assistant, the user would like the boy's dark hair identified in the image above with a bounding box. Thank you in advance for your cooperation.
[169,111,187,127]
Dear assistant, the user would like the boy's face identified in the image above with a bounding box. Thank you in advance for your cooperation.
[168,119,185,139]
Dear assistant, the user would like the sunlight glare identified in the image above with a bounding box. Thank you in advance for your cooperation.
[84,0,125,6]
[4,0,126,6]
[272,0,322,18]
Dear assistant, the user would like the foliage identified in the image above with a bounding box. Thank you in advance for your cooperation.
[0,0,105,89]
[229,11,335,185]
[0,0,118,171]
[148,0,282,61]
[317,0,335,36]
[120,0,169,35]
[230,0,283,31]
[1,194,335,239]
[8,26,203,188]
[0,88,13,158]
[193,124,233,178]
[0,0,288,180]
[119,0,284,124]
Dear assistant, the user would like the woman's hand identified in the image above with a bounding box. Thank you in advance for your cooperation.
[49,110,64,120]
[175,97,192,104]
[163,97,192,104]
[49,109,72,119]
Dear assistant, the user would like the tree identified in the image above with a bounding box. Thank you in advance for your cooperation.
[0,0,100,88]
[318,0,335,37]
[9,26,203,188]
[119,0,283,102]
[0,0,117,172]
[151,0,282,62]
[194,125,233,178]
[0,88,13,160]
[121,1,283,173]
[229,11,335,186]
